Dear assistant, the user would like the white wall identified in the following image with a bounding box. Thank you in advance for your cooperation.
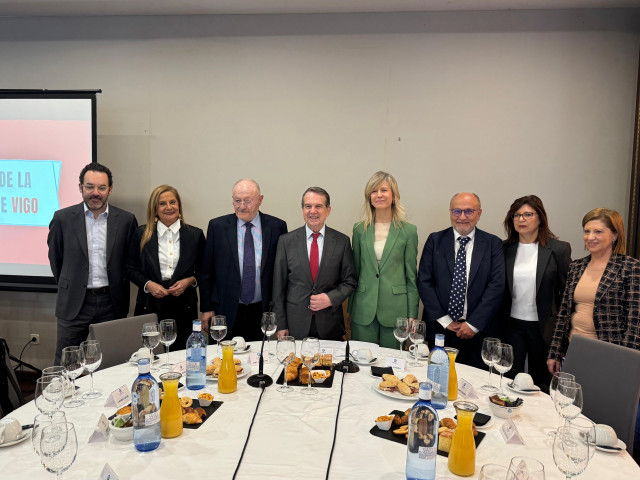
[1,9,638,367]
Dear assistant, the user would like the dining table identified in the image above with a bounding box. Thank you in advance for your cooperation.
[1,340,639,479]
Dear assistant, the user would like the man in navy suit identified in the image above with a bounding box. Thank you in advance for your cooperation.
[418,192,504,369]
[199,179,287,341]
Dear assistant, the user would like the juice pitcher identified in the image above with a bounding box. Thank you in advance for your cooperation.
[448,401,479,477]
[445,347,459,401]
[159,371,183,438]
[218,340,238,394]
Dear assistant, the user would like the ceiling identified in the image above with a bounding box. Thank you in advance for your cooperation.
[0,0,639,17]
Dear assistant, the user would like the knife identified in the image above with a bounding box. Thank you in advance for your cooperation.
[22,424,33,430]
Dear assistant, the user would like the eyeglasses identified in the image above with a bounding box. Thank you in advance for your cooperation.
[233,198,254,207]
[513,212,536,220]
[450,209,477,217]
[82,184,109,193]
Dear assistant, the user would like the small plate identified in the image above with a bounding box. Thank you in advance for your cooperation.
[596,439,626,453]
[506,381,540,395]
[234,345,251,354]
[207,361,251,382]
[371,379,417,401]
[0,431,30,448]
[129,353,160,365]
[351,356,378,366]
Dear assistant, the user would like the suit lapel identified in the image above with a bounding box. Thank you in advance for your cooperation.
[505,243,517,293]
[364,224,378,274]
[445,228,455,277]
[106,207,117,263]
[379,223,399,271]
[259,212,270,278]
[296,227,314,285]
[536,244,552,293]
[145,230,162,281]
[226,216,241,277]
[595,255,621,303]
[72,204,89,261]
[317,227,336,286]
[468,230,485,285]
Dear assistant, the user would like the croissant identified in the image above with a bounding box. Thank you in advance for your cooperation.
[286,364,299,382]
[299,366,310,385]
[182,412,203,424]
[440,417,457,429]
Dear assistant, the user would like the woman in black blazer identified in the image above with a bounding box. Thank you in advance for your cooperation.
[502,195,571,392]
[127,185,205,350]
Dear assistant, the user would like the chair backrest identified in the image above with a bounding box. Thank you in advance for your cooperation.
[0,338,26,418]
[562,335,640,454]
[88,314,159,369]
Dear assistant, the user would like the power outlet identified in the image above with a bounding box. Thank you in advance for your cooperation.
[30,334,40,345]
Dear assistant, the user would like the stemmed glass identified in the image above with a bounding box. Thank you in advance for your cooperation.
[276,336,296,394]
[568,417,597,461]
[40,422,78,479]
[555,381,583,427]
[159,319,177,369]
[480,337,501,392]
[553,425,591,479]
[60,347,85,408]
[494,343,513,394]
[80,340,102,399]
[42,366,69,400]
[507,456,546,480]
[300,337,320,396]
[261,312,277,357]
[35,375,65,417]
[210,315,227,358]
[479,464,510,480]
[32,411,66,456]
[408,320,426,367]
[141,322,160,371]
[393,318,410,357]
[548,372,575,437]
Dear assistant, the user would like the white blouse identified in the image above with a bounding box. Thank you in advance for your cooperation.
[374,222,391,264]
[510,242,538,321]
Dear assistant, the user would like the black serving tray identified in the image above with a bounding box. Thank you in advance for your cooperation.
[276,365,335,388]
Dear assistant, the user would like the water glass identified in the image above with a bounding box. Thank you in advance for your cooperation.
[80,340,102,399]
[300,337,320,395]
[507,456,545,480]
[61,346,85,408]
[408,320,426,367]
[261,312,277,357]
[479,464,510,480]
[549,372,575,436]
[32,411,66,456]
[40,422,78,478]
[159,319,177,369]
[568,416,597,460]
[553,425,591,479]
[393,317,410,357]
[555,381,583,425]
[141,322,160,370]
[480,337,501,392]
[494,343,513,394]
[276,336,296,394]
[210,315,227,358]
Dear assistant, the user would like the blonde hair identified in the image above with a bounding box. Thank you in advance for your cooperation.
[359,171,406,230]
[582,208,626,255]
[141,185,184,251]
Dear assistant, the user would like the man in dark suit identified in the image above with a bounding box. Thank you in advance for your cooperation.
[274,187,357,340]
[48,163,138,365]
[418,192,504,369]
[199,179,287,341]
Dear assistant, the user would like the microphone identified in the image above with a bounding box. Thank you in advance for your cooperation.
[336,316,359,374]
[247,307,275,389]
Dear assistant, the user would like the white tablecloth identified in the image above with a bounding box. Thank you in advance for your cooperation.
[2,341,639,479]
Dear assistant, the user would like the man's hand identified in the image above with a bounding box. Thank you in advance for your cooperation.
[456,322,476,339]
[310,293,332,312]
[201,311,214,332]
[147,281,169,299]
[277,329,290,339]
[446,322,461,332]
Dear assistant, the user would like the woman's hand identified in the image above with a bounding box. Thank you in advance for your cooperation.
[147,281,169,298]
[167,277,195,297]
[547,358,561,375]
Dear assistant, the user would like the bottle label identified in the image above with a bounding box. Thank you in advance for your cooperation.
[418,446,436,461]
[144,410,160,427]
[187,361,201,372]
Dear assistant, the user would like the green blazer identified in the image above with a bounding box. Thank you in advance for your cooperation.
[349,221,419,327]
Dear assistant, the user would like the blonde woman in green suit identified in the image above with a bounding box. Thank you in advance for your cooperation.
[348,171,419,348]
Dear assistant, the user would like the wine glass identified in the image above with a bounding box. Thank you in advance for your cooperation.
[555,381,583,426]
[159,319,177,369]
[507,456,546,480]
[479,464,510,480]
[553,425,591,479]
[40,422,78,479]
[141,322,160,371]
[276,336,296,394]
[548,372,575,437]
[480,337,501,392]
[80,340,102,399]
[261,312,277,357]
[408,320,426,367]
[393,318,410,357]
[568,417,597,460]
[60,347,85,408]
[210,315,227,358]
[42,366,69,399]
[35,375,65,417]
[32,411,66,456]
[300,337,320,396]
[494,343,513,394]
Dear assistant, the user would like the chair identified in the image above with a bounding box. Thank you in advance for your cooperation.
[562,335,640,454]
[88,314,159,369]
[0,338,26,417]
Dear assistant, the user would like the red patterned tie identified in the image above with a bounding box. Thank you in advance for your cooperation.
[310,233,320,282]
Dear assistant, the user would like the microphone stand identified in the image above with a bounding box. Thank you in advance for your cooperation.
[247,309,274,389]
[336,321,359,374]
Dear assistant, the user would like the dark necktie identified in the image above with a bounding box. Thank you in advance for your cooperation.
[310,233,320,282]
[447,236,470,321]
[240,222,255,305]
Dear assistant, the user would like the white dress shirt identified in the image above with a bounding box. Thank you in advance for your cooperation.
[157,219,181,281]
[237,214,263,304]
[84,203,109,288]
[305,224,326,263]
[510,242,539,321]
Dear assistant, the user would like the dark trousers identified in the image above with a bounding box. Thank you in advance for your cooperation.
[506,317,551,393]
[229,302,264,342]
[427,320,487,370]
[55,290,115,365]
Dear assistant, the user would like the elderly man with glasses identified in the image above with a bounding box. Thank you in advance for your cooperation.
[199,179,287,341]
[417,192,504,369]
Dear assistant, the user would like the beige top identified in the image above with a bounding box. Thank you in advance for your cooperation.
[373,222,391,264]
[570,265,604,340]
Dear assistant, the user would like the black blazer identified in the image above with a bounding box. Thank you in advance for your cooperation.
[502,238,572,344]
[198,212,287,331]
[127,223,205,314]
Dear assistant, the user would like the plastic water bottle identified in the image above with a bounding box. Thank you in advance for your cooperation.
[406,383,439,480]
[427,333,449,409]
[132,354,161,452]
[186,320,207,390]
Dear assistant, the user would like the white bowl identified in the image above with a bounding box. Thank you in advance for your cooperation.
[311,370,330,384]
[110,420,133,442]
[375,416,393,431]
[488,399,523,419]
[197,393,214,407]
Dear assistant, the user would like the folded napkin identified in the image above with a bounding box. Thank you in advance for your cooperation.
[371,366,394,377]
[0,418,21,444]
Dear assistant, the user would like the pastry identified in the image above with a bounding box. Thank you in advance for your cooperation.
[440,417,457,429]
[194,407,207,418]
[291,357,302,367]
[396,382,413,396]
[299,366,311,385]
[206,364,216,376]
[381,374,400,386]
[402,374,418,385]
[286,364,299,382]
[182,412,203,424]
[320,354,333,367]
[379,380,396,392]
[180,396,193,408]
[438,428,455,453]
[235,364,244,374]
[393,425,409,436]
[211,357,222,367]
[116,405,132,415]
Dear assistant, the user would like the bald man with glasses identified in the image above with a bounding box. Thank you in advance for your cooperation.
[417,192,505,369]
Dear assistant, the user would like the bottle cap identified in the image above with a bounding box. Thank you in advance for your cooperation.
[435,333,445,347]
[137,356,150,374]
[192,320,201,332]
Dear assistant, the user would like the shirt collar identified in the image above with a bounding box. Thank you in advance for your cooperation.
[157,219,181,236]
[453,227,475,243]
[237,212,261,229]
[306,224,326,239]
[83,202,109,218]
